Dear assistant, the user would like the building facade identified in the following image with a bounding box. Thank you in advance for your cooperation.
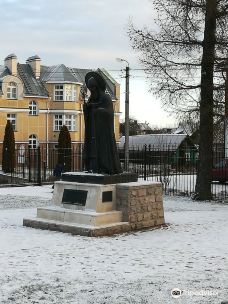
[0,54,121,154]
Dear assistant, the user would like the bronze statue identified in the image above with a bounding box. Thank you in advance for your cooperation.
[83,71,122,175]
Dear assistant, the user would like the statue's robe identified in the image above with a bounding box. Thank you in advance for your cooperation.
[83,92,122,174]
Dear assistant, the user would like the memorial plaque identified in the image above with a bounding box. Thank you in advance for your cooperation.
[102,191,113,202]
[62,189,87,206]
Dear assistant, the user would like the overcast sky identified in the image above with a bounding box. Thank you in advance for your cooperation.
[0,0,177,127]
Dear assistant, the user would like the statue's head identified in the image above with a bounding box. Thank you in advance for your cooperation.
[85,71,106,92]
[87,77,98,93]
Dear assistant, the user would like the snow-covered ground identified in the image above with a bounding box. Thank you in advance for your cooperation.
[0,185,228,303]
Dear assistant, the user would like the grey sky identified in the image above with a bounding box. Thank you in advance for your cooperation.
[0,0,176,127]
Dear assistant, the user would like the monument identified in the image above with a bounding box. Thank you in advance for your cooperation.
[62,71,137,184]
[83,71,122,175]
[23,71,165,236]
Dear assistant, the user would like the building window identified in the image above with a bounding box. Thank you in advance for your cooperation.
[54,84,77,101]
[54,115,63,131]
[54,85,64,101]
[54,114,76,131]
[65,85,77,101]
[65,114,76,131]
[7,82,17,99]
[7,113,16,131]
[29,101,38,115]
[29,134,38,149]
[185,152,191,162]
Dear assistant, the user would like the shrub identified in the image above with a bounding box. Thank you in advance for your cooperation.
[2,121,15,173]
[57,125,72,172]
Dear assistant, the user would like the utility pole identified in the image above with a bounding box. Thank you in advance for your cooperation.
[116,58,130,171]
[124,65,130,171]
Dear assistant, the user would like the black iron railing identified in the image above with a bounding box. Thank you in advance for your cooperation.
[0,143,228,200]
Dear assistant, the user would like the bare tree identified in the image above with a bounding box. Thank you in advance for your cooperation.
[128,0,228,200]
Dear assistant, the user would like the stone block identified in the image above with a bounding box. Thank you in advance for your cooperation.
[137,214,144,222]
[156,218,165,225]
[129,206,137,214]
[147,187,155,195]
[129,214,137,223]
[130,190,138,197]
[130,223,137,230]
[142,220,155,228]
[138,197,145,205]
[62,172,137,184]
[155,195,163,202]
[149,212,156,219]
[130,199,137,206]
[143,213,151,221]
[138,188,147,197]
[141,204,148,212]
[158,210,164,218]
[155,187,163,195]
[149,195,156,203]
[136,222,144,229]
[24,217,131,237]
[157,202,164,210]
[147,205,151,212]
[53,181,116,213]
[152,202,157,210]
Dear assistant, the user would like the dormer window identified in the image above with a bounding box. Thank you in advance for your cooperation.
[7,82,17,99]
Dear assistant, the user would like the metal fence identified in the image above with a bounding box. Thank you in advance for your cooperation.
[0,146,83,185]
[0,144,228,200]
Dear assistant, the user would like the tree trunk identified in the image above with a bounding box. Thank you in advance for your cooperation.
[195,0,217,200]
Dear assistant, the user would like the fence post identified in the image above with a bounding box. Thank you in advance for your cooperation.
[143,145,147,181]
[43,161,46,182]
[22,162,25,179]
[37,146,42,186]
[28,148,31,182]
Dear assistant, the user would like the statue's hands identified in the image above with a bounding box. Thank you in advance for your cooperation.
[83,102,91,109]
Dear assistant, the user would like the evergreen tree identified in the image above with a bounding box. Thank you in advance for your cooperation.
[57,125,72,172]
[2,120,15,173]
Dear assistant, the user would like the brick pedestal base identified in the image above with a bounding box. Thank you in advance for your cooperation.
[116,181,165,230]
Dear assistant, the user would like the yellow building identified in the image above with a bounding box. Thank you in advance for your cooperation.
[0,54,121,154]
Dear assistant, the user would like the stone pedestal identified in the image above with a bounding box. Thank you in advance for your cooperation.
[23,175,165,236]
[23,180,131,236]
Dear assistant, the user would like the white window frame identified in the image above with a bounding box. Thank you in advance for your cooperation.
[54,85,64,101]
[7,82,17,99]
[54,84,77,102]
[54,114,76,131]
[29,134,38,149]
[185,152,191,161]
[65,114,76,131]
[7,113,16,131]
[54,114,64,131]
[29,101,38,115]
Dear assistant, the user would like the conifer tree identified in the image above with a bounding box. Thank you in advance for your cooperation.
[57,125,72,171]
[2,120,15,173]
